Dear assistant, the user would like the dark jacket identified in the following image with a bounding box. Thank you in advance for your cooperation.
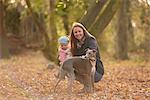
[73,36,104,75]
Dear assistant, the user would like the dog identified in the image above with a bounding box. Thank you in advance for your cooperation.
[54,49,97,93]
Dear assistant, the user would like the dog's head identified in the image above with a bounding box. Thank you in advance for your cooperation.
[85,49,97,61]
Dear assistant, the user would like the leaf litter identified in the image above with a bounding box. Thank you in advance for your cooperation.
[0,50,149,100]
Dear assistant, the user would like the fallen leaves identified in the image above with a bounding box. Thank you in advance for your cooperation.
[0,50,150,99]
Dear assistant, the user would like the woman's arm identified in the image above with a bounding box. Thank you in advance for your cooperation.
[88,38,98,50]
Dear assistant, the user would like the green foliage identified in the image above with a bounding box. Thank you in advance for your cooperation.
[54,0,91,36]
[55,0,89,21]
[55,1,67,16]
[31,0,48,13]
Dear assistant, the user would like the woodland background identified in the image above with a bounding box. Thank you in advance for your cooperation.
[0,0,150,99]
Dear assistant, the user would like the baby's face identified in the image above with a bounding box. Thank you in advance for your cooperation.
[60,44,68,50]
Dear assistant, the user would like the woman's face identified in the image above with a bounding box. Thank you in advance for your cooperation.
[73,26,84,41]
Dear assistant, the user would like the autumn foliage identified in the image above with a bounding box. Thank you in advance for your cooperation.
[0,50,149,99]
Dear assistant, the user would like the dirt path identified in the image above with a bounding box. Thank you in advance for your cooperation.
[0,51,150,100]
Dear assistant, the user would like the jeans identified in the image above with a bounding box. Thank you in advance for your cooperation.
[94,71,103,83]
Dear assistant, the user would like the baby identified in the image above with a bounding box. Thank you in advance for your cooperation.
[58,36,72,65]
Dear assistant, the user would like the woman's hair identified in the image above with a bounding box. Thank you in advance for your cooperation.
[69,22,95,55]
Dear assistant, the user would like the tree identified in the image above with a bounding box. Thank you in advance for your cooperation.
[0,0,9,59]
[114,0,128,60]
[89,0,120,37]
[80,0,108,29]
[5,5,20,35]
[24,0,54,61]
[77,0,120,53]
[140,4,150,52]
[127,0,136,52]
[128,16,136,52]
[61,0,70,34]
[48,0,58,62]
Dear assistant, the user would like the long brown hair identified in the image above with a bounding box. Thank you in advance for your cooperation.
[69,22,95,55]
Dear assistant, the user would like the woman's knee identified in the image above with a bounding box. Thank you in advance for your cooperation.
[94,71,103,83]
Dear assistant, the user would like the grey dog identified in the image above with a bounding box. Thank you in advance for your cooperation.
[54,49,97,93]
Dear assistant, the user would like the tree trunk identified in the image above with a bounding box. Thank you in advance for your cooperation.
[140,7,150,52]
[0,0,9,59]
[62,14,69,35]
[49,0,58,62]
[80,0,108,29]
[25,0,52,60]
[89,0,120,37]
[62,0,69,35]
[127,0,136,52]
[114,0,128,60]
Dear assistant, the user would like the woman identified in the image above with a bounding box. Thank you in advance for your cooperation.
[70,22,104,82]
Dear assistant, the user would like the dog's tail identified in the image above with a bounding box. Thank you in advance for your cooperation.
[54,79,61,92]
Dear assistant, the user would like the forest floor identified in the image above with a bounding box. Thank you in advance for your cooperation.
[0,50,150,100]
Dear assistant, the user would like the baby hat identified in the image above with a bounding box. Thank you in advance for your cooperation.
[58,36,69,44]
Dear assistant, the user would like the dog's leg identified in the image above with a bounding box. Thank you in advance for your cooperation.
[54,79,61,92]
[67,74,74,94]
[56,67,67,80]
[54,69,67,92]
[90,59,96,93]
[80,75,92,93]
[83,70,95,93]
[91,66,96,92]
[67,69,75,94]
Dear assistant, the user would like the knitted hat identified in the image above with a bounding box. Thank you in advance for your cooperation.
[58,36,69,44]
